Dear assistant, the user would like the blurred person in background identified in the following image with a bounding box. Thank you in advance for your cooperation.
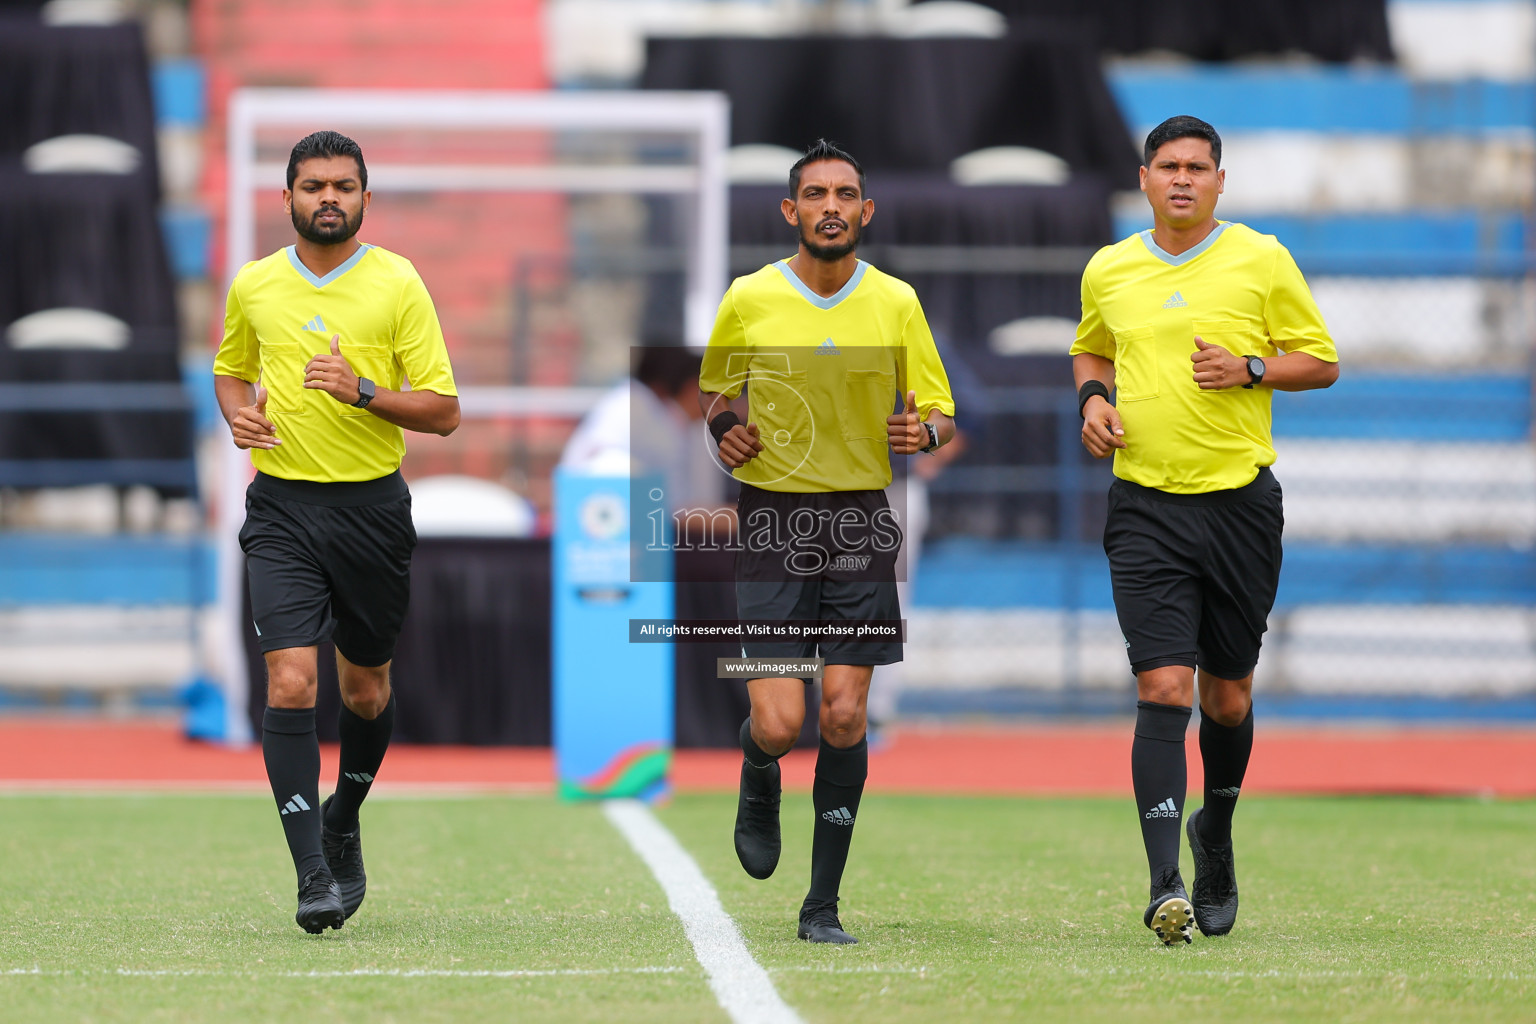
[1072,115,1338,945]
[700,140,955,945]
[560,344,725,513]
[214,130,459,934]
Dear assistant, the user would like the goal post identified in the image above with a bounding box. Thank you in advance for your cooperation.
[213,88,730,743]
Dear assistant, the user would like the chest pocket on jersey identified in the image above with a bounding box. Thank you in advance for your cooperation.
[1112,326,1158,402]
[1192,320,1266,394]
[750,370,815,449]
[335,344,394,417]
[841,368,897,442]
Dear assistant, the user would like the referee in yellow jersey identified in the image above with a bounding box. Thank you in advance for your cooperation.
[699,140,955,945]
[1072,116,1339,945]
[213,131,459,934]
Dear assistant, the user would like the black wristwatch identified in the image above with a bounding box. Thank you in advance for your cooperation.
[919,421,940,453]
[352,377,376,408]
[1241,355,1265,389]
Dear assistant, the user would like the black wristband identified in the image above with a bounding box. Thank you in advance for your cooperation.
[1077,380,1110,418]
[708,410,742,446]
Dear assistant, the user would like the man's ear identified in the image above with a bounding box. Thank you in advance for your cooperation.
[860,197,875,226]
[1138,165,1148,193]
[282,187,292,213]
[1216,168,1225,195]
[780,197,798,225]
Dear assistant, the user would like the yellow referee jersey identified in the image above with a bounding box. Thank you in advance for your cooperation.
[1071,221,1337,493]
[700,259,955,493]
[214,243,457,483]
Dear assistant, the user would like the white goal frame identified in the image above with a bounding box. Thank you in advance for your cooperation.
[213,88,730,742]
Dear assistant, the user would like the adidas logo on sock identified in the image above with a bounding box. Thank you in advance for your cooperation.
[279,793,311,816]
[1144,797,1179,819]
[821,806,855,826]
[344,771,374,783]
[1210,786,1241,798]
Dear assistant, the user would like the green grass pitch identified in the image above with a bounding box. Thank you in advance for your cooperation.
[1,792,1530,1022]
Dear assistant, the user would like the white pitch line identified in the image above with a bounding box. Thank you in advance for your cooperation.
[603,799,804,1024]
[3,966,686,979]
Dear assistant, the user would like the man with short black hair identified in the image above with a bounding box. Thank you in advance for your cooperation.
[700,139,955,944]
[1073,115,1339,944]
[214,130,459,933]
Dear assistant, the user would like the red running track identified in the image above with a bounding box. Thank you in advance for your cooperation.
[0,720,1530,797]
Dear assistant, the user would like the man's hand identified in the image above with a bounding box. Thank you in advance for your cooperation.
[1080,394,1126,458]
[1191,336,1250,390]
[887,390,924,454]
[718,421,762,468]
[230,386,280,450]
[304,334,361,405]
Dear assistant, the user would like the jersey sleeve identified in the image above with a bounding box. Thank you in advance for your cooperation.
[899,298,955,418]
[394,269,458,396]
[1069,256,1113,359]
[698,285,747,399]
[1265,246,1337,362]
[213,272,260,382]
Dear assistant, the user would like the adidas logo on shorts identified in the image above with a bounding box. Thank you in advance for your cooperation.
[1144,797,1179,819]
[821,806,855,826]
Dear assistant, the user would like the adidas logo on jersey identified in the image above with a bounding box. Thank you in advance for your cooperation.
[302,315,327,332]
[1144,797,1179,819]
[279,793,312,816]
[1162,291,1187,309]
[821,806,855,826]
[815,337,840,355]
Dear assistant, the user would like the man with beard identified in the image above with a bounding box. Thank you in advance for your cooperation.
[1073,116,1338,945]
[699,140,955,944]
[213,131,459,933]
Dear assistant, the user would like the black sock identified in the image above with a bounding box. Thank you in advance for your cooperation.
[326,691,396,832]
[806,735,868,907]
[262,706,325,884]
[1132,700,1191,891]
[1198,705,1253,846]
[740,717,781,787]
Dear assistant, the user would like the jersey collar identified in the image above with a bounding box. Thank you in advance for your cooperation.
[1137,222,1229,267]
[285,243,373,288]
[775,258,869,310]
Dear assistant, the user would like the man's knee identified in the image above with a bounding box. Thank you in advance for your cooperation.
[752,707,803,755]
[339,664,391,719]
[265,653,317,709]
[1137,664,1194,708]
[819,691,866,747]
[1199,672,1253,726]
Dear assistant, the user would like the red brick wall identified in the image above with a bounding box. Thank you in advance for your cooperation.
[196,0,576,502]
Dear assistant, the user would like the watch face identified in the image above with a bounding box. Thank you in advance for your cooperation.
[1247,357,1265,377]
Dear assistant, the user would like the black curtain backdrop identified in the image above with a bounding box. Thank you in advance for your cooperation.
[0,17,188,489]
[0,169,189,487]
[0,19,161,191]
[243,539,816,749]
[642,29,1139,186]
[927,2,1393,62]
[0,170,177,339]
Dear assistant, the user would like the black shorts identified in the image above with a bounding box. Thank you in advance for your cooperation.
[1103,467,1283,680]
[735,484,903,667]
[239,471,416,667]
